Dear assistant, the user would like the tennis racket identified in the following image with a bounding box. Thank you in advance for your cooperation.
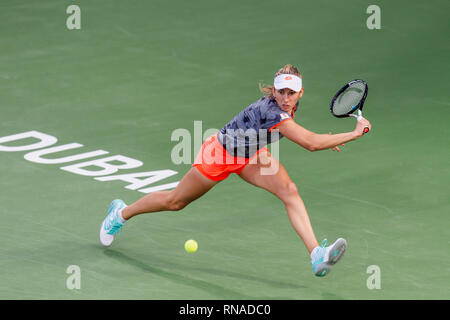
[330,79,369,134]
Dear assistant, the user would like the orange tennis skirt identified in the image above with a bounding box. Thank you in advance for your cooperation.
[192,133,269,181]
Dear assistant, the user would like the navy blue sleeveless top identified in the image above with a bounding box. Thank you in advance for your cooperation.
[217,96,298,158]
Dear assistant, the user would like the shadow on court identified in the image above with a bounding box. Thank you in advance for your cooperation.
[102,248,309,299]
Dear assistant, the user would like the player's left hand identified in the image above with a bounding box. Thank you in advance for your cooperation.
[329,132,345,152]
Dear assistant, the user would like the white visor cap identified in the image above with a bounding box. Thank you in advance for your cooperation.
[274,74,302,92]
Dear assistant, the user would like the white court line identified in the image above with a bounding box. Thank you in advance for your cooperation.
[303,185,394,215]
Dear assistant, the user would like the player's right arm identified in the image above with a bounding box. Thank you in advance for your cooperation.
[277,119,370,152]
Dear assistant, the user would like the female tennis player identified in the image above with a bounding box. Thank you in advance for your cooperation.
[100,64,371,277]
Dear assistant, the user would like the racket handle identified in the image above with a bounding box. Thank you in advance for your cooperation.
[363,127,369,134]
[356,109,362,121]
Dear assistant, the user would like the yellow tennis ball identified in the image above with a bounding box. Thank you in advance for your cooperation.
[184,239,198,253]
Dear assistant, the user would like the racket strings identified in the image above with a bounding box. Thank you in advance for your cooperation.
[332,82,366,116]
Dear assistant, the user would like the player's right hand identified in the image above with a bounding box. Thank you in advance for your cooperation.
[354,118,371,138]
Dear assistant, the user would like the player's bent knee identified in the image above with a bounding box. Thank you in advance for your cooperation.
[276,182,299,202]
[166,198,189,211]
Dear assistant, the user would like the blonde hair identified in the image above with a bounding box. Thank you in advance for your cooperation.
[259,64,303,98]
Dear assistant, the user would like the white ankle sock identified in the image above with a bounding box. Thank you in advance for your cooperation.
[310,246,320,259]
[117,207,127,224]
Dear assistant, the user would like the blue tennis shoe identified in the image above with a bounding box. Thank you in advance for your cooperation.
[311,238,347,277]
[100,199,127,246]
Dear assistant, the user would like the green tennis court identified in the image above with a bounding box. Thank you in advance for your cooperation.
[1,0,448,300]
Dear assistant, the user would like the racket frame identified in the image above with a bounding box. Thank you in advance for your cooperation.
[329,79,368,118]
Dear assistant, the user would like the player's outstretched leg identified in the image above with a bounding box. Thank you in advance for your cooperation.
[238,150,347,277]
[99,167,218,246]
